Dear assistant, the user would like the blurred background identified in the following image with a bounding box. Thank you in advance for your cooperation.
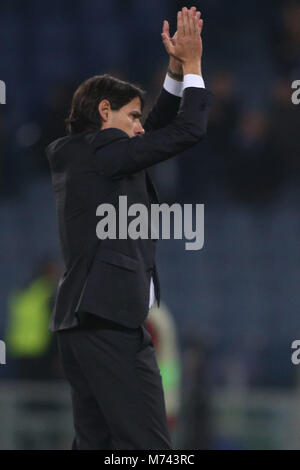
[1,0,300,450]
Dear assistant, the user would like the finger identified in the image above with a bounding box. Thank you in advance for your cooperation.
[193,10,201,28]
[190,6,197,16]
[194,15,200,35]
[189,8,197,34]
[182,7,190,36]
[196,13,203,34]
[177,11,184,37]
[162,20,170,39]
[199,19,204,35]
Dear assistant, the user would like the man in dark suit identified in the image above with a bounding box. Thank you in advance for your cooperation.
[46,7,212,449]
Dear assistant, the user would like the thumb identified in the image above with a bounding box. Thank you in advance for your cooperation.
[171,31,178,46]
[162,20,170,38]
[161,21,174,55]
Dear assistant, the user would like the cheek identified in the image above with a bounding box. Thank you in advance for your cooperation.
[121,118,135,136]
[126,119,135,130]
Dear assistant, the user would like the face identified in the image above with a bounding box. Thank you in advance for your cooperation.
[99,96,145,138]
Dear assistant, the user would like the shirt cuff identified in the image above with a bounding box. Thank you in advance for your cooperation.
[163,74,183,98]
[183,74,205,91]
[163,73,205,98]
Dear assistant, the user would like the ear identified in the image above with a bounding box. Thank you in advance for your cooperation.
[98,99,111,123]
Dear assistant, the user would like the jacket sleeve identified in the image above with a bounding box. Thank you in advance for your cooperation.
[143,88,181,132]
[94,87,213,179]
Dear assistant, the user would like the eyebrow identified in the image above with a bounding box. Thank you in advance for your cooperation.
[130,111,143,118]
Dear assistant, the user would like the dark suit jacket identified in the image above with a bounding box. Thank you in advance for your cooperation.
[46,86,213,331]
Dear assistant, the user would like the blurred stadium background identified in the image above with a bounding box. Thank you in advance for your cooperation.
[1,0,300,449]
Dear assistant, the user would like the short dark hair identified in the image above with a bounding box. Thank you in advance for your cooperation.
[65,74,145,135]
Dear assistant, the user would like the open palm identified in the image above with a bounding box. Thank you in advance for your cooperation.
[162,7,203,67]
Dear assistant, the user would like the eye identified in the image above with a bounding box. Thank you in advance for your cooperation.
[131,113,141,120]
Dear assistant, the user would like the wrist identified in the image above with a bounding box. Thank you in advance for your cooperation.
[168,58,183,81]
[182,61,202,76]
[167,67,183,82]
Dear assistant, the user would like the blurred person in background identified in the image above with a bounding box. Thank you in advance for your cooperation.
[226,111,285,206]
[0,107,14,198]
[14,82,75,180]
[179,335,212,450]
[5,258,61,380]
[208,70,238,176]
[31,82,75,174]
[273,1,300,77]
[145,302,181,436]
[268,77,300,188]
[46,7,212,450]
[182,68,239,203]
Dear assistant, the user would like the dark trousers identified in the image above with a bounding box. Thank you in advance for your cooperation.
[56,313,172,450]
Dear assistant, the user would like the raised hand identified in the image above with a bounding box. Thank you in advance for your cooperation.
[164,7,202,51]
[162,7,203,71]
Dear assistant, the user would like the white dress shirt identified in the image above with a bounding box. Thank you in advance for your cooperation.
[148,73,205,309]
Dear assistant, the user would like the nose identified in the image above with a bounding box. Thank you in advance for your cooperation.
[136,122,145,135]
